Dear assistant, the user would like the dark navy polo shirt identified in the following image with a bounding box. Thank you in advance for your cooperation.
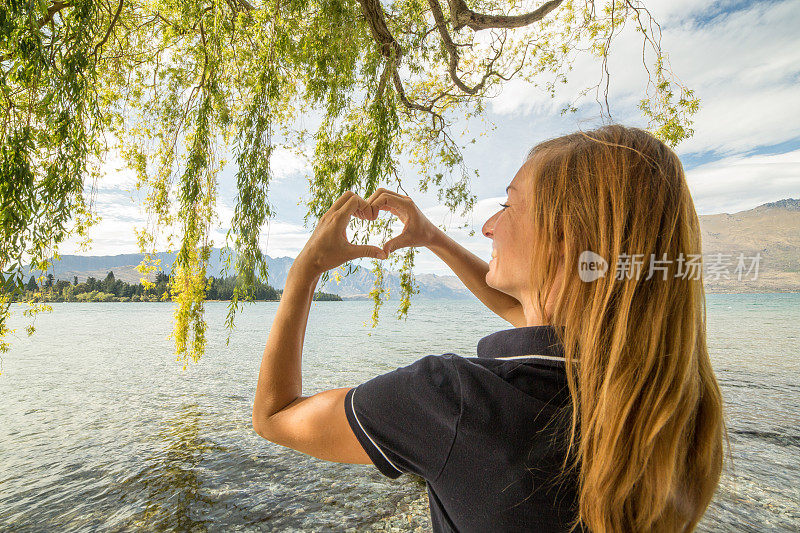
[344,325,579,532]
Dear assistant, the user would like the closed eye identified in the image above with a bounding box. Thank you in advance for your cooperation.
[499,203,510,209]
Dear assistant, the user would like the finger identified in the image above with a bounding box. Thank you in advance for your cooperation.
[364,189,406,219]
[369,193,408,220]
[329,190,355,214]
[349,244,388,260]
[363,187,400,205]
[335,194,369,226]
[382,233,412,255]
[354,207,372,221]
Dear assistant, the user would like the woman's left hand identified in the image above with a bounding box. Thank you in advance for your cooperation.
[294,191,387,276]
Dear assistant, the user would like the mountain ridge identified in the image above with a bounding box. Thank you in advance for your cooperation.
[18,250,474,300]
[19,198,800,294]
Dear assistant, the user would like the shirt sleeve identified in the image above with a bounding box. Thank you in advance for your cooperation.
[343,354,463,480]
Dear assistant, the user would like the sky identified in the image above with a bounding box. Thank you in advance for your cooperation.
[62,0,800,275]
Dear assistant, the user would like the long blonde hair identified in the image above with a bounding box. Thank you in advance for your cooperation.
[525,125,725,531]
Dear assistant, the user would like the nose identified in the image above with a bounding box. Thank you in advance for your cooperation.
[482,210,499,238]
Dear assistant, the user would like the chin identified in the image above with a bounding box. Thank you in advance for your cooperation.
[486,269,513,297]
[485,267,496,289]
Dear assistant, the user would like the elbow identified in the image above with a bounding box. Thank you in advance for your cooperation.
[252,408,270,439]
[252,418,262,438]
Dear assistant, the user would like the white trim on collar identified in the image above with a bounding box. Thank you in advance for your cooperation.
[495,354,565,361]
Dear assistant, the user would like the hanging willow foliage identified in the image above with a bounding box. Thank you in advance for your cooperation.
[0,0,700,368]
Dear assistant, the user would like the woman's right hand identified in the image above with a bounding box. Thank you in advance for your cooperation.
[356,188,439,256]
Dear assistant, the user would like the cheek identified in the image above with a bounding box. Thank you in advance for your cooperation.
[506,231,534,271]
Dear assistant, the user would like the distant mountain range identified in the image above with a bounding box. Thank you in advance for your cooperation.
[19,249,474,300]
[19,198,800,295]
[699,198,800,292]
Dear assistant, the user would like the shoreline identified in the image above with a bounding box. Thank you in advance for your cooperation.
[9,290,800,305]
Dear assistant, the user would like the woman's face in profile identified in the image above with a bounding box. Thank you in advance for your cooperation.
[482,158,538,300]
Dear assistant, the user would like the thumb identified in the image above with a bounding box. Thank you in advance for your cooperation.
[352,244,388,260]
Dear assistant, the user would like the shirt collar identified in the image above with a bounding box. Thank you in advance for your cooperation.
[477,325,565,361]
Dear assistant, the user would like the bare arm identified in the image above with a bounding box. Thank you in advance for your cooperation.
[252,191,382,467]
[427,225,526,327]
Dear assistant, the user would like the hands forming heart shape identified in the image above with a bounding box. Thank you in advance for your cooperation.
[295,188,438,276]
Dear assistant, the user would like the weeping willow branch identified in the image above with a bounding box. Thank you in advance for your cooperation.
[92,0,124,57]
[1,0,701,366]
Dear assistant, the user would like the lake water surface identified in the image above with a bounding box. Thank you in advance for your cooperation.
[1,294,798,531]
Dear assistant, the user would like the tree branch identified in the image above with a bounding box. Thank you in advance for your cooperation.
[446,0,563,32]
[357,0,402,61]
[92,0,124,58]
[357,0,445,127]
[0,1,73,62]
[428,0,507,95]
[428,0,478,94]
[391,71,449,134]
[39,1,73,29]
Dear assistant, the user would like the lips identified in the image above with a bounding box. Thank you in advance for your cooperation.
[491,249,497,258]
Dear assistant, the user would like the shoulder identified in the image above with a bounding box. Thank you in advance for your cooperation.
[444,354,571,412]
[344,354,464,480]
[352,354,462,407]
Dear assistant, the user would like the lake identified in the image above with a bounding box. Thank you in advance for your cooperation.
[1,294,798,531]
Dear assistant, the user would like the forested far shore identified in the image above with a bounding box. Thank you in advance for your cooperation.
[15,271,342,303]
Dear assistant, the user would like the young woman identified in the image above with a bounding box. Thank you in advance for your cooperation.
[252,125,725,532]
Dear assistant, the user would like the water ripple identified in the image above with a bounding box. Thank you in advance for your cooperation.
[1,295,798,531]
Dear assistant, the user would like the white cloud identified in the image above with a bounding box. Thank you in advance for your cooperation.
[58,210,145,255]
[56,1,798,274]
[208,218,312,259]
[270,145,311,182]
[62,195,315,258]
[686,149,800,214]
[678,85,800,155]
[95,151,138,190]
[257,220,311,257]
[489,0,800,156]
[640,0,739,24]
[58,187,147,255]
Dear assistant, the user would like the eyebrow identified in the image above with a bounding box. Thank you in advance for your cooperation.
[506,185,515,193]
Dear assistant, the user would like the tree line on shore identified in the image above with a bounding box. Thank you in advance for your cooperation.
[15,271,342,303]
